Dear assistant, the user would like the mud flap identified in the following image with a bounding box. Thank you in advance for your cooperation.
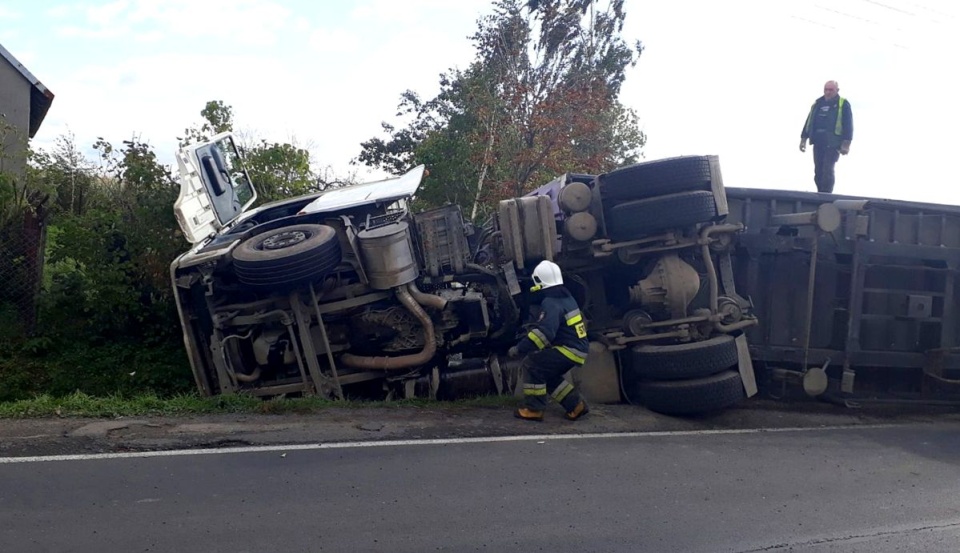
[565,342,621,404]
[735,333,758,398]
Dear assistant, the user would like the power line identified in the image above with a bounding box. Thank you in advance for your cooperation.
[814,4,883,26]
[786,10,910,49]
[857,0,916,16]
[902,0,957,20]
[788,14,837,31]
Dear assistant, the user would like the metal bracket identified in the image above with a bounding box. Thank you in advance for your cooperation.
[718,251,737,295]
[289,291,333,398]
[501,261,522,296]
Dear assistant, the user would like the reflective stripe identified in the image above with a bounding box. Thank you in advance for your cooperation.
[523,383,547,396]
[527,329,549,350]
[565,309,587,338]
[835,97,845,135]
[804,102,815,136]
[552,381,575,402]
[555,346,587,365]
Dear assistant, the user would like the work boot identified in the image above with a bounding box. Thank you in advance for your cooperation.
[564,400,589,421]
[514,407,544,422]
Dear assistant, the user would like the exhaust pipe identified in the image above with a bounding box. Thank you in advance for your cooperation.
[406,281,448,311]
[339,283,438,370]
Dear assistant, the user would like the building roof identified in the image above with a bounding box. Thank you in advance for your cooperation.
[0,42,55,138]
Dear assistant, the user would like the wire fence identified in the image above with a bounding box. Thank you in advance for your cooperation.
[0,206,46,337]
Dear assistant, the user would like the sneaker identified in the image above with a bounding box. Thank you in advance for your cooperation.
[514,407,544,421]
[564,401,590,421]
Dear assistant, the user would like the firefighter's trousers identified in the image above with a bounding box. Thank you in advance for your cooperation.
[521,348,583,412]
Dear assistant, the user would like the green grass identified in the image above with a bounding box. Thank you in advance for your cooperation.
[0,391,518,418]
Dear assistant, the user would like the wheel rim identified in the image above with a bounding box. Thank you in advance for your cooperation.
[261,230,309,250]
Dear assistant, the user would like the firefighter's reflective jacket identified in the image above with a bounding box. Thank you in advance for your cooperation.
[516,287,590,364]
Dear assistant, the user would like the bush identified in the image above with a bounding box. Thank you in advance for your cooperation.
[0,337,193,402]
[0,137,196,401]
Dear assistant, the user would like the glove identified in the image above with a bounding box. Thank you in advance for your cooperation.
[839,141,851,155]
[799,138,807,152]
[507,346,520,358]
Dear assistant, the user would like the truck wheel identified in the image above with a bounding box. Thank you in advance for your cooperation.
[606,191,717,241]
[232,224,342,289]
[626,370,746,416]
[599,155,714,201]
[629,334,739,381]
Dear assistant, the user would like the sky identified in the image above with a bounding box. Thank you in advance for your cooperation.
[1,0,958,205]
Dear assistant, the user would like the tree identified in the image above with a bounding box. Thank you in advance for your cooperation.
[242,140,316,203]
[357,0,645,219]
[180,100,355,204]
[177,100,234,148]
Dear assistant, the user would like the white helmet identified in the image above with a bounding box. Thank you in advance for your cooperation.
[530,260,563,292]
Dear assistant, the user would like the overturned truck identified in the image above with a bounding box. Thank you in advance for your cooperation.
[171,133,960,415]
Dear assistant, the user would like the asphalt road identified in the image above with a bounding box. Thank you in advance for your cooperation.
[3,423,960,552]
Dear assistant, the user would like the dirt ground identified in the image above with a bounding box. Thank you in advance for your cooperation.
[3,397,960,459]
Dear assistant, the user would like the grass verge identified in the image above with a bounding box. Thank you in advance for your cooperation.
[0,391,517,419]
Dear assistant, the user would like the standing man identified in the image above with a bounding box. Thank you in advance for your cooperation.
[799,80,853,193]
[508,259,590,422]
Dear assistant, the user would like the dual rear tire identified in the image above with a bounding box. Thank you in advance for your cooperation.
[622,335,746,416]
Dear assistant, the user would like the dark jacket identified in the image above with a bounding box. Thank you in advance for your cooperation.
[516,286,590,363]
[801,96,853,147]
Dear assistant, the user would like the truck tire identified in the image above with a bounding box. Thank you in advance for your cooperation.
[606,191,717,241]
[629,334,739,381]
[599,156,713,201]
[626,370,746,416]
[232,224,342,289]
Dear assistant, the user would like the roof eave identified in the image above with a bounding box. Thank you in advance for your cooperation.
[0,42,55,138]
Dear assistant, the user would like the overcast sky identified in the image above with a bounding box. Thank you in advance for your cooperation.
[2,0,958,204]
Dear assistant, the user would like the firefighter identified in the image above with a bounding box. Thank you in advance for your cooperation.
[508,259,590,421]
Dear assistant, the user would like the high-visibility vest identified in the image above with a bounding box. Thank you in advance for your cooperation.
[805,96,845,137]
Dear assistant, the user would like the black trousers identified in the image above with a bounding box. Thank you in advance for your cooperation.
[812,143,841,193]
[521,348,583,412]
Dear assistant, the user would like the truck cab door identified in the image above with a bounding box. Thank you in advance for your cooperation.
[173,132,257,244]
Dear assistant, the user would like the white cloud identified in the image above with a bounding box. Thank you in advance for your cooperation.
[349,0,483,26]
[134,30,166,43]
[293,16,311,33]
[307,28,361,54]
[51,0,294,46]
[85,0,129,26]
[124,0,293,45]
[0,6,21,19]
[56,25,127,40]
[44,5,77,18]
[22,0,960,205]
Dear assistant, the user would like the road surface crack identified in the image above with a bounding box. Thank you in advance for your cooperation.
[737,520,960,552]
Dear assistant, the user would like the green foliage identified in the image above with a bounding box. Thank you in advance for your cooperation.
[1,133,187,400]
[178,100,235,147]
[30,132,94,216]
[0,97,357,401]
[0,340,192,403]
[0,390,264,418]
[242,140,316,203]
[357,0,646,219]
